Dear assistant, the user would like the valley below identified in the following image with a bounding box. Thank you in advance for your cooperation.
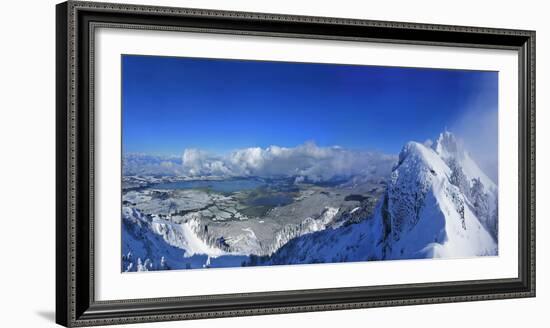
[122,175,385,271]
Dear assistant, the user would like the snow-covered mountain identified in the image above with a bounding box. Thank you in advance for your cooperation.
[121,131,498,271]
[122,206,249,271]
[432,131,498,240]
[263,132,498,265]
[121,204,343,271]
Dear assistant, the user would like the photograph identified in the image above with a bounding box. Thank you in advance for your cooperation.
[121,55,500,272]
[50,1,536,326]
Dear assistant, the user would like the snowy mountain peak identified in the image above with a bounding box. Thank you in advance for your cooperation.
[383,139,497,257]
[389,141,451,238]
[264,134,498,265]
[432,131,496,192]
[432,131,465,159]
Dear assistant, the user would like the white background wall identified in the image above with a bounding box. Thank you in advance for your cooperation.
[0,0,546,327]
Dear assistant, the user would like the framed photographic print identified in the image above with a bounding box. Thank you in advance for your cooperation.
[56,1,535,326]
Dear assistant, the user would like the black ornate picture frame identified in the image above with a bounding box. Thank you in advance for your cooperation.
[56,1,535,326]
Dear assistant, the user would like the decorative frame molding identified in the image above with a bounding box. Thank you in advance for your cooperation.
[56,1,535,326]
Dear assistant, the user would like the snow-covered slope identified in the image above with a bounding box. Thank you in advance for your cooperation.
[433,131,496,192]
[121,204,343,271]
[122,132,498,270]
[264,135,498,265]
[382,140,497,258]
[122,207,248,271]
[266,207,339,254]
[432,131,498,239]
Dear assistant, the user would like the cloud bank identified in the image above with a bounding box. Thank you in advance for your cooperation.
[124,142,396,182]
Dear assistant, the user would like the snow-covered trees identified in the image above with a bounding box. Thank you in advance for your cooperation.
[446,153,498,241]
[122,251,133,272]
[122,253,161,272]
[469,178,499,242]
[470,178,490,226]
[137,258,153,272]
[159,256,170,270]
[446,184,466,230]
[448,158,470,199]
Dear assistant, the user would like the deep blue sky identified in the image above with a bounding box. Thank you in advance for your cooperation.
[122,55,497,156]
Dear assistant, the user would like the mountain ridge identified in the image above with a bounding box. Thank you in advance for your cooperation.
[121,131,499,271]
[262,133,498,265]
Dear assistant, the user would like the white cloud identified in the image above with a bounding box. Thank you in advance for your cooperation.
[124,142,396,181]
[182,148,232,176]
